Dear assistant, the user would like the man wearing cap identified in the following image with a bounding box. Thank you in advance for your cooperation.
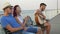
[1,3,42,34]
[35,3,51,34]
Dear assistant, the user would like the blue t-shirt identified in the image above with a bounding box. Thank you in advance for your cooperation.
[1,14,22,34]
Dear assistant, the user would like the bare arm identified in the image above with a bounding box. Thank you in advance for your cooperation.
[35,9,46,19]
[40,13,46,19]
[23,17,28,26]
[15,16,23,25]
[6,24,23,32]
[15,16,27,27]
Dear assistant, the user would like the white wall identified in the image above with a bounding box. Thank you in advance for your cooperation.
[0,0,60,10]
[58,0,60,9]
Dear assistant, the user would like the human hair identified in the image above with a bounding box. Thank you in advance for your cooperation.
[13,5,19,17]
[40,3,47,7]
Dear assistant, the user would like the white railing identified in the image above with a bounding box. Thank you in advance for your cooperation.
[45,10,60,20]
[0,10,60,20]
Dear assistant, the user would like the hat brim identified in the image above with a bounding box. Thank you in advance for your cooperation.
[3,5,12,10]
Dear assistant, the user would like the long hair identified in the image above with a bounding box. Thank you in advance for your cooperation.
[13,5,19,17]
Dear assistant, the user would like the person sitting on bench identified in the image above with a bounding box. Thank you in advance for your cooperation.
[34,3,51,34]
[1,3,42,34]
[13,5,42,34]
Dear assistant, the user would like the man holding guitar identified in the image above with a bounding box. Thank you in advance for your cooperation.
[35,3,51,34]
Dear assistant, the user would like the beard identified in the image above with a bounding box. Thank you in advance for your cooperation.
[41,9,45,11]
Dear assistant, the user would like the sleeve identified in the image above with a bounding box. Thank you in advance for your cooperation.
[1,17,9,28]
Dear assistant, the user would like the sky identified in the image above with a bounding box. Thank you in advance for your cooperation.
[0,0,60,11]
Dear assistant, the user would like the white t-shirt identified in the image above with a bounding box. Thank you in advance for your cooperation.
[17,16,24,23]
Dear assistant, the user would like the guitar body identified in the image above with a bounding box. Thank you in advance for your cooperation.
[35,15,40,26]
[35,14,45,27]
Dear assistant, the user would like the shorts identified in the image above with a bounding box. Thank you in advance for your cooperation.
[26,27,39,33]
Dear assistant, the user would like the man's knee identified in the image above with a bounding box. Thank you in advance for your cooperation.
[45,22,51,26]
